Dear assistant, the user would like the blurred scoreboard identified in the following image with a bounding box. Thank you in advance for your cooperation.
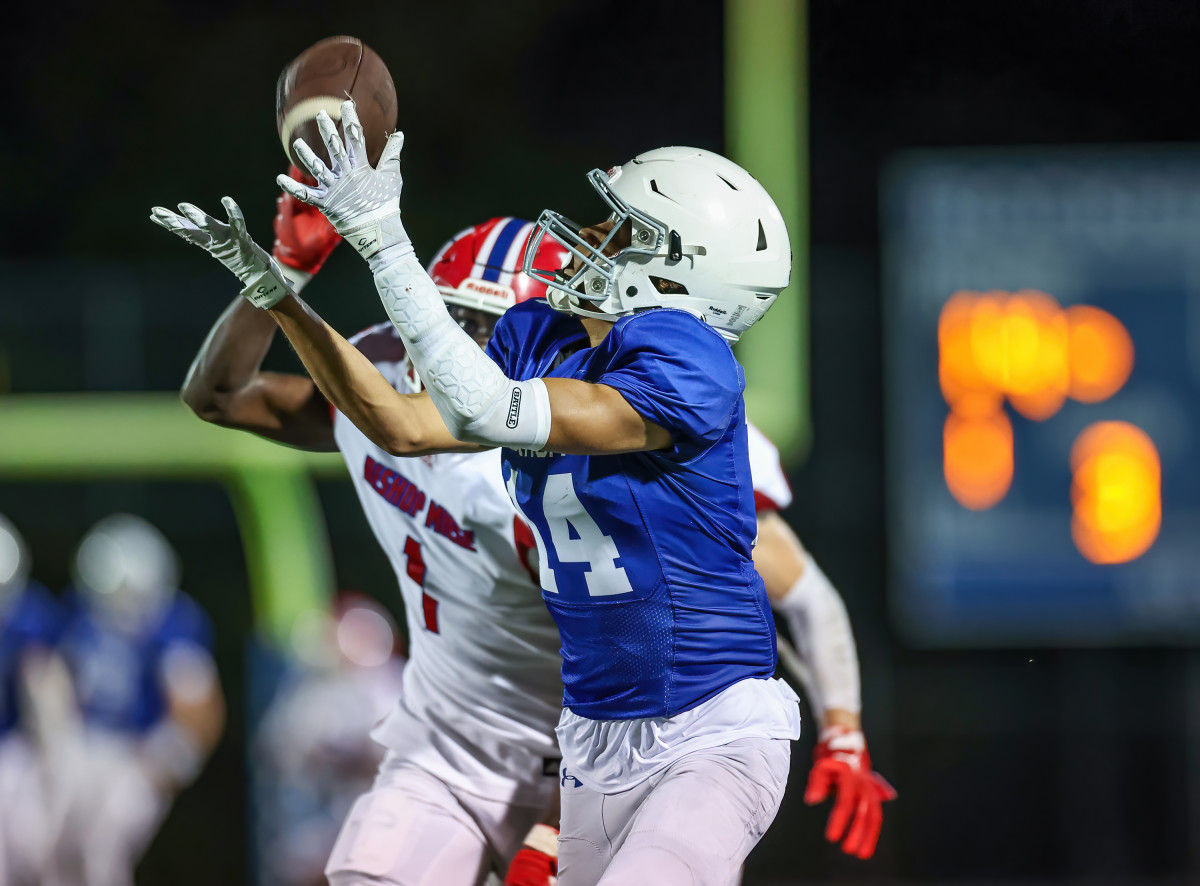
[883,148,1200,646]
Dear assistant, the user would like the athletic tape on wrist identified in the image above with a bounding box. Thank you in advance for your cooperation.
[344,211,409,260]
[280,267,314,294]
[523,823,559,858]
[240,268,291,309]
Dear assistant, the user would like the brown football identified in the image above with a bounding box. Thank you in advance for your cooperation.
[276,36,398,169]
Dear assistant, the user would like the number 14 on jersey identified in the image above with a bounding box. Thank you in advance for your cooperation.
[507,470,634,598]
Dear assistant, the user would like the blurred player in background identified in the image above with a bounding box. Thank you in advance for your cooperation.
[255,593,405,886]
[48,514,224,886]
[0,514,72,886]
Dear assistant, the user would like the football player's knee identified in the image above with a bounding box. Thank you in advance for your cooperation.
[599,842,697,886]
[326,867,386,886]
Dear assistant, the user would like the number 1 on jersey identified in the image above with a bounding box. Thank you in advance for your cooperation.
[403,535,438,633]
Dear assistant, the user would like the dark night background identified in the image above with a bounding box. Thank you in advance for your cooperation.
[3,1,1199,882]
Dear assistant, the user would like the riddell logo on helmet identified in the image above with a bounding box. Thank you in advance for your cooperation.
[462,278,516,303]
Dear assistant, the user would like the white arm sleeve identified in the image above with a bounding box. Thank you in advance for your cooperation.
[369,246,551,450]
[773,552,862,720]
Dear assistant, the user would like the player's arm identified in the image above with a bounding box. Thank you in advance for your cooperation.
[275,103,673,457]
[152,191,476,457]
[141,640,226,791]
[267,294,483,456]
[181,176,342,451]
[181,296,336,450]
[754,511,862,731]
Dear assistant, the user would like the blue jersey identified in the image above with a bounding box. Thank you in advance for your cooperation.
[487,300,776,720]
[0,583,65,736]
[58,591,214,735]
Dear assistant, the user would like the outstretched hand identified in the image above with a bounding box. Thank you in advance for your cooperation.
[277,99,410,262]
[273,166,342,276]
[150,197,293,308]
[805,726,897,859]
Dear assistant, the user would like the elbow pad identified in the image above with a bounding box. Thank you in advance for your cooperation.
[372,248,552,450]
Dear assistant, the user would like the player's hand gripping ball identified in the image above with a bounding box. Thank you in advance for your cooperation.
[273,166,342,275]
[278,99,410,262]
[805,726,897,859]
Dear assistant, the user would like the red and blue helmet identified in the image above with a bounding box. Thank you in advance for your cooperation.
[428,217,568,316]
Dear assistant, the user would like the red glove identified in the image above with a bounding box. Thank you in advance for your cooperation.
[272,166,342,274]
[504,824,558,886]
[804,726,896,859]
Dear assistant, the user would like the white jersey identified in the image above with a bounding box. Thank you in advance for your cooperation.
[332,323,562,805]
[746,421,793,512]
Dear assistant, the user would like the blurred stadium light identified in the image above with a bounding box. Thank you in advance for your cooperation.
[0,393,342,644]
[727,0,811,463]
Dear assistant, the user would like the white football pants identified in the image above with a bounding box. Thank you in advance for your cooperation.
[557,737,790,886]
[325,752,549,886]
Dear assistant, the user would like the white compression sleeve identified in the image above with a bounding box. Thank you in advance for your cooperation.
[369,246,552,449]
[772,552,862,720]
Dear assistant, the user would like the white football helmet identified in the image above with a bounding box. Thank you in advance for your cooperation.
[75,514,180,630]
[523,146,791,341]
[0,514,30,609]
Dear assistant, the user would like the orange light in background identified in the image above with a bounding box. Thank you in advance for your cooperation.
[937,292,1138,515]
[1067,306,1135,403]
[1003,291,1070,421]
[944,411,1014,510]
[939,291,1003,416]
[1070,421,1161,564]
[940,290,1071,422]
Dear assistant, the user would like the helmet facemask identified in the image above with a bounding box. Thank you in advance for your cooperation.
[525,169,680,321]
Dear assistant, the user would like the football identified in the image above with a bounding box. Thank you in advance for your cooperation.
[276,35,398,169]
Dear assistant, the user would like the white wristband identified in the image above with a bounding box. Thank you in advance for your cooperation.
[239,268,291,309]
[523,823,559,858]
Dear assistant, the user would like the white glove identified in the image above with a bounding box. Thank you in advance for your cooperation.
[277,99,411,266]
[278,99,551,450]
[150,197,293,308]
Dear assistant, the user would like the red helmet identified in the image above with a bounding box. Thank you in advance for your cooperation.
[427,217,568,316]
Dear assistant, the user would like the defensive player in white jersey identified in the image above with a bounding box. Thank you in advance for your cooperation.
[180,191,571,886]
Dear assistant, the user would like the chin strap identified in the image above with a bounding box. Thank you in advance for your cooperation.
[370,245,552,450]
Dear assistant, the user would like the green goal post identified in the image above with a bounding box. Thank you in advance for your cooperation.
[0,393,343,646]
[727,0,811,464]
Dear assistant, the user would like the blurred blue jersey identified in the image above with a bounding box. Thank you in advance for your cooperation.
[0,583,65,736]
[58,591,213,735]
[487,300,776,720]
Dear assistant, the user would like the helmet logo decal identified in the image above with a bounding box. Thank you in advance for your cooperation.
[461,278,516,303]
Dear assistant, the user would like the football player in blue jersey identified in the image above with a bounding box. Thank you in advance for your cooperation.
[0,514,71,885]
[149,100,882,884]
[50,515,225,886]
